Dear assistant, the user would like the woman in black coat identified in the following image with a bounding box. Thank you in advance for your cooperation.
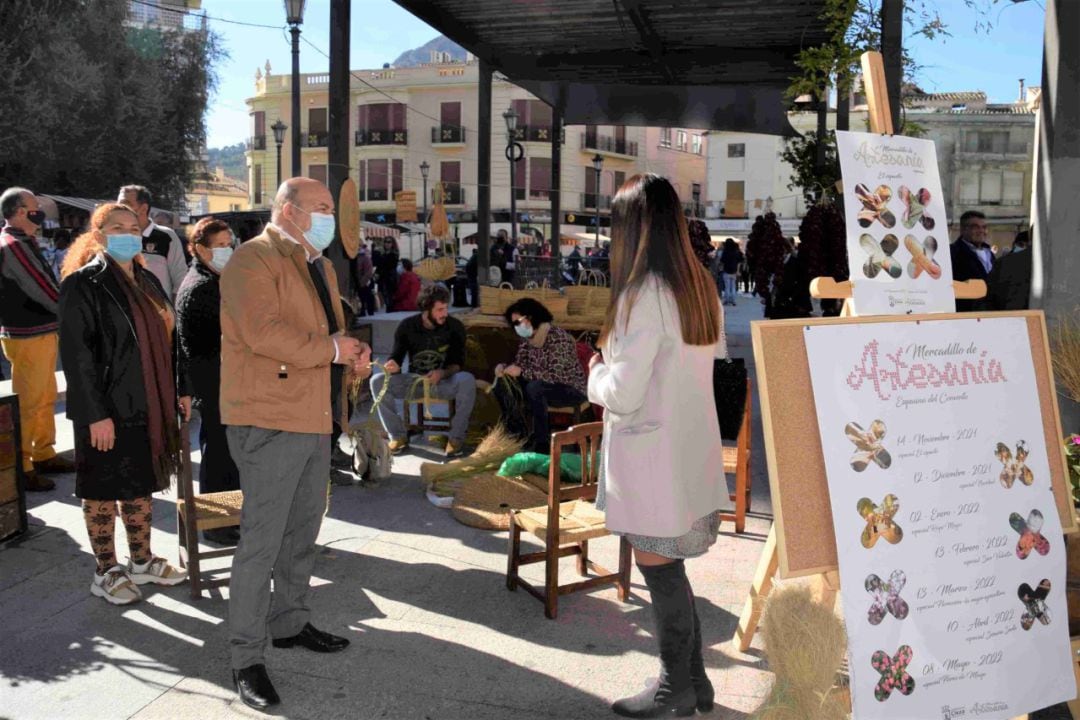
[373,237,400,312]
[174,217,240,544]
[59,203,191,606]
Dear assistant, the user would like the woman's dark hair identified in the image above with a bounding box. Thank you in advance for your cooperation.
[600,173,720,347]
[401,258,413,272]
[188,217,232,255]
[417,283,450,312]
[504,297,553,329]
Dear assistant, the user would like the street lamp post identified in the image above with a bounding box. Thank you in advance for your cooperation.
[592,153,604,247]
[284,0,306,178]
[503,107,524,253]
[419,160,429,258]
[271,119,287,192]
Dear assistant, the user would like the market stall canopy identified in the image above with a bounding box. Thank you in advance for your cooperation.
[362,220,400,239]
[392,0,830,135]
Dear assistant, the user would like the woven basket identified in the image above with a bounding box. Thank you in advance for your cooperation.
[451,473,547,531]
[478,286,565,317]
[563,286,611,317]
[414,256,457,282]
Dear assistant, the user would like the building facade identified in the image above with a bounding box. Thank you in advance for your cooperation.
[244,58,707,238]
[703,87,1037,248]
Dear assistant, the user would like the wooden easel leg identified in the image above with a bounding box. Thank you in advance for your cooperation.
[734,524,778,652]
[814,569,841,610]
[1067,638,1080,719]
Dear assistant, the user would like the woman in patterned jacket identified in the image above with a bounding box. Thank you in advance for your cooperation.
[494,297,588,453]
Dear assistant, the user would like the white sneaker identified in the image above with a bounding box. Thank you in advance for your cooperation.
[91,565,143,605]
[127,556,188,586]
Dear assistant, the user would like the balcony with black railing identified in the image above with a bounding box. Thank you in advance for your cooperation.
[363,189,390,202]
[582,193,613,211]
[580,133,639,157]
[248,135,267,151]
[301,131,329,148]
[433,185,466,205]
[432,125,466,144]
[355,128,408,146]
[509,125,565,143]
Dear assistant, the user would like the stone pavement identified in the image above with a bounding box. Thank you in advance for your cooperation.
[0,292,1069,720]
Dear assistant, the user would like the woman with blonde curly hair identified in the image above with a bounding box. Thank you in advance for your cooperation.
[59,202,191,605]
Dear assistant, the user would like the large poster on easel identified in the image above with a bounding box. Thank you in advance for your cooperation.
[804,316,1075,719]
[836,130,956,315]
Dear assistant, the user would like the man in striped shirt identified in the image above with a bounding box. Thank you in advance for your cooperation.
[0,187,75,491]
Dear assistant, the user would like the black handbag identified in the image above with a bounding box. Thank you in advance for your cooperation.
[713,358,748,440]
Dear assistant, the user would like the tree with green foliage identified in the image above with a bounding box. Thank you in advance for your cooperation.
[0,0,224,209]
[784,0,952,204]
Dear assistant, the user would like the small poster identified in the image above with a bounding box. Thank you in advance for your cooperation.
[835,131,956,315]
[805,317,1075,720]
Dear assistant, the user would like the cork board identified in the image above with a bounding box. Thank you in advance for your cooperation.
[752,310,1075,579]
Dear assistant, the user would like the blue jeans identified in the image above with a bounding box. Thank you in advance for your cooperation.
[723,273,738,304]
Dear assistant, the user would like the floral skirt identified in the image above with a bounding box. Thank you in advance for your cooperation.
[595,448,720,560]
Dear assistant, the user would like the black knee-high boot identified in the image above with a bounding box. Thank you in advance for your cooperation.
[690,595,714,712]
[612,561,697,718]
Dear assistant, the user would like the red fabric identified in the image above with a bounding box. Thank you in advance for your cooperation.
[391,271,421,311]
[575,341,604,420]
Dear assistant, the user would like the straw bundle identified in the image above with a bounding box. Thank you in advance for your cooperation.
[422,425,526,497]
[751,585,849,720]
[1052,307,1080,404]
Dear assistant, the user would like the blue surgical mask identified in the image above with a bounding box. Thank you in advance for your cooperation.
[290,203,336,252]
[105,234,142,263]
[210,247,233,272]
[515,322,534,339]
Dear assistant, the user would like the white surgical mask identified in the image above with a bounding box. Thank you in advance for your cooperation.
[210,247,233,272]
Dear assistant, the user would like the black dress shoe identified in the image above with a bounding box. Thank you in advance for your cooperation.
[272,623,350,653]
[233,663,280,711]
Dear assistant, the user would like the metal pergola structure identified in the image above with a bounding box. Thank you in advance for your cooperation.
[316,0,834,281]
[386,0,832,275]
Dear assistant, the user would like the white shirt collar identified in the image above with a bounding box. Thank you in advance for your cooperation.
[270,222,319,262]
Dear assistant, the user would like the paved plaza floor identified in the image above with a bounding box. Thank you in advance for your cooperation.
[0,293,1070,719]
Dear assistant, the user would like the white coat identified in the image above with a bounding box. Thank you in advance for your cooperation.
[588,275,728,537]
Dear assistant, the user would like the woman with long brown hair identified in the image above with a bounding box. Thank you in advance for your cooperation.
[588,174,727,717]
[59,203,190,605]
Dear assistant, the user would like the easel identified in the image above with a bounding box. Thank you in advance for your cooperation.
[731,52,1046,720]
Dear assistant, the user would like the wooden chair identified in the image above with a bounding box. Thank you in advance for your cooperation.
[405,394,456,435]
[719,378,753,534]
[547,398,593,431]
[176,421,243,599]
[506,421,632,619]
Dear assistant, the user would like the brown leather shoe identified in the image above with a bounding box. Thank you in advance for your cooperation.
[33,454,76,475]
[23,470,55,492]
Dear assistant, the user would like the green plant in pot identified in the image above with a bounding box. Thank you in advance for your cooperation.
[1067,435,1080,506]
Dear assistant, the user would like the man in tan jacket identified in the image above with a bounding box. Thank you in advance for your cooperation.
[220,177,370,711]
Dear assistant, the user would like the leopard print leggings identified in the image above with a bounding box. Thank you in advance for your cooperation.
[81,496,153,574]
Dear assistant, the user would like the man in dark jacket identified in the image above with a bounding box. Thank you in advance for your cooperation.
[987,230,1033,310]
[950,210,995,311]
[0,187,75,491]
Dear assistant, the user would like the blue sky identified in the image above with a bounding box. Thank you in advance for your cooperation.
[201,0,1047,148]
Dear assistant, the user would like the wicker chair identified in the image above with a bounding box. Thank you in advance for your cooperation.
[176,422,243,599]
[506,421,631,619]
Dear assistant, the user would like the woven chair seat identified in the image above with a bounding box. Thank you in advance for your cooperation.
[514,500,611,545]
[723,445,738,473]
[177,490,244,530]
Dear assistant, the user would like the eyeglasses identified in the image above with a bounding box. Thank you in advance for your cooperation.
[511,318,525,326]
